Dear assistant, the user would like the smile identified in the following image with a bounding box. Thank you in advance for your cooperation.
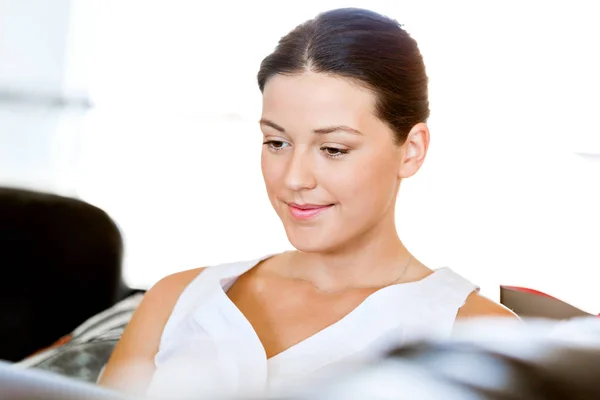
[287,203,334,221]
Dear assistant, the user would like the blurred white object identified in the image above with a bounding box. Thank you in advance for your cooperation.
[288,317,600,400]
[548,316,600,346]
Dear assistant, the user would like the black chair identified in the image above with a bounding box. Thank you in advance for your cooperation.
[0,187,131,362]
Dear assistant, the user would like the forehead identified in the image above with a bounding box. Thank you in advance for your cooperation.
[261,72,379,130]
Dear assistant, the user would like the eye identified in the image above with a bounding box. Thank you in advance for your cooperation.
[263,140,290,152]
[321,146,349,159]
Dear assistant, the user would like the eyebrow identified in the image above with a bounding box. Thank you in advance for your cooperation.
[259,118,363,136]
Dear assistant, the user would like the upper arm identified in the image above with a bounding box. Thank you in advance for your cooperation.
[457,292,519,320]
[97,268,204,395]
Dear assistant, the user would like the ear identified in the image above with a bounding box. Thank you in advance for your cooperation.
[398,122,430,179]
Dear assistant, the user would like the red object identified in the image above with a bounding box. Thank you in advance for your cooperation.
[501,286,556,299]
[500,285,594,319]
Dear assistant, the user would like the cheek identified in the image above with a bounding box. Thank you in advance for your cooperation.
[327,155,398,207]
[261,153,283,192]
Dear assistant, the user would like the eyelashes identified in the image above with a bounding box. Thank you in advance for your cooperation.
[262,140,349,159]
[321,146,349,158]
[263,140,289,151]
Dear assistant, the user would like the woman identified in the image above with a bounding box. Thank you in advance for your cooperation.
[99,7,516,398]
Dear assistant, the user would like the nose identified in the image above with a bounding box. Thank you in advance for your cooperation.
[284,148,317,191]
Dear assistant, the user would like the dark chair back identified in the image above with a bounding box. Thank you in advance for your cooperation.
[0,187,125,361]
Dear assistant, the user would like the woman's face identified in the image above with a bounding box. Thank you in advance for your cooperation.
[260,72,422,253]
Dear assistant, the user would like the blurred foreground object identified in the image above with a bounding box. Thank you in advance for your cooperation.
[0,360,128,400]
[2,317,599,399]
[291,318,600,400]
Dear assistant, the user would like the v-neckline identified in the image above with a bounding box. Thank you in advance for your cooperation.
[213,257,448,368]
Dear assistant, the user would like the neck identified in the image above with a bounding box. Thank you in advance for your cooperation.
[289,217,411,292]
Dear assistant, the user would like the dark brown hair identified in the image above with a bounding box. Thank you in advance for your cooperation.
[257,8,430,145]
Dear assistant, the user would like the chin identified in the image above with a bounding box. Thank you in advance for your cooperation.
[283,226,343,253]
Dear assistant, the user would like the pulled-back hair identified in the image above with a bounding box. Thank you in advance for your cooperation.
[257,8,429,145]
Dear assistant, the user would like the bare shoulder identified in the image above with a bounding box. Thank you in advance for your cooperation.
[457,291,519,320]
[125,267,206,329]
[147,267,206,303]
[98,267,205,394]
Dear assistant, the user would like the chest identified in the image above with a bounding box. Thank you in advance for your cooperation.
[226,275,378,359]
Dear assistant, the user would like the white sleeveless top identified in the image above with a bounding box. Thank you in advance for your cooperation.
[146,255,479,399]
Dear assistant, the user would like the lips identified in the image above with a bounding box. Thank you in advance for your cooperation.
[287,203,333,220]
